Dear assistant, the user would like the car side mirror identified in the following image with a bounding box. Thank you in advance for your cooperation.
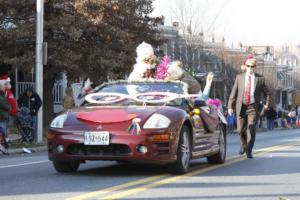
[194,99,207,107]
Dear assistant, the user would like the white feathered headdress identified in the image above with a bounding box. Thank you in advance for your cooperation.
[128,42,157,81]
[135,42,156,69]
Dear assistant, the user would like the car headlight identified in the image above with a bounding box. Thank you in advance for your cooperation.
[143,113,171,129]
[50,114,67,129]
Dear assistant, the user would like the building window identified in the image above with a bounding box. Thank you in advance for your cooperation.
[276,90,280,104]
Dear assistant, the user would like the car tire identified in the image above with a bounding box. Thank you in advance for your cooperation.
[168,125,191,174]
[53,161,80,173]
[207,124,226,164]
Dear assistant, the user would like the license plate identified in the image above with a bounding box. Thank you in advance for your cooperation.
[84,131,110,145]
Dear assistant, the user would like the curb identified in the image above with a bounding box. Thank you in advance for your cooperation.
[257,126,300,132]
[7,145,47,155]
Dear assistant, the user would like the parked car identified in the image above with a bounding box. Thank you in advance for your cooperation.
[48,80,227,174]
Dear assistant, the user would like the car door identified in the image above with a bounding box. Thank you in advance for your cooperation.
[181,100,215,156]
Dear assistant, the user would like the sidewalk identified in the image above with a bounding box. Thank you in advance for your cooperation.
[7,146,47,155]
[257,125,300,132]
[1,133,47,155]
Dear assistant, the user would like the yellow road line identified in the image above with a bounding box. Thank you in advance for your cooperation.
[100,141,300,200]
[67,141,300,200]
[66,174,170,200]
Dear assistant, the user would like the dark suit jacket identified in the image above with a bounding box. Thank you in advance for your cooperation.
[227,72,270,116]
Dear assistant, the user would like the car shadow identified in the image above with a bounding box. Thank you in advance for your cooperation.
[76,161,169,176]
[74,159,210,177]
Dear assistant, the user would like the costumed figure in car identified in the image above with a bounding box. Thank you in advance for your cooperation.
[155,59,214,100]
[128,42,157,81]
[155,58,225,132]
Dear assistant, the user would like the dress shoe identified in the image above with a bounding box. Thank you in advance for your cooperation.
[246,152,253,159]
[238,147,245,155]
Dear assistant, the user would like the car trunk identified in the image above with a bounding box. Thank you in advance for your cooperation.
[62,106,158,133]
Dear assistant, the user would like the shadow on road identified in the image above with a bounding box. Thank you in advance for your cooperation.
[1,151,299,197]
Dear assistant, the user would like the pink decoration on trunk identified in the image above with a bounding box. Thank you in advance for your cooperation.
[207,98,222,108]
[77,110,137,123]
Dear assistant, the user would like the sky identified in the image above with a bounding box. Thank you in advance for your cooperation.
[151,0,300,46]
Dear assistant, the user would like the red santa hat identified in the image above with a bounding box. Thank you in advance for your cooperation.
[0,74,11,86]
[244,55,256,67]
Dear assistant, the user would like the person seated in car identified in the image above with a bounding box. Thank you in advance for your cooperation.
[127,42,213,101]
[128,42,157,81]
[162,60,213,100]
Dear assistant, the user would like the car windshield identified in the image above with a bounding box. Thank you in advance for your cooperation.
[85,81,187,106]
[97,82,185,94]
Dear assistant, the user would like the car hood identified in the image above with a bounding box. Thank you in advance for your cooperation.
[61,106,173,131]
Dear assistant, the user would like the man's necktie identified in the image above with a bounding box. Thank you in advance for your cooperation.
[245,75,251,105]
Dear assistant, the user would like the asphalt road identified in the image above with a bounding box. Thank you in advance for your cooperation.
[0,128,300,200]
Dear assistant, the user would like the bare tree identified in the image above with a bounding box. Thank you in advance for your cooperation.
[170,0,229,73]
[0,0,161,125]
[215,46,245,104]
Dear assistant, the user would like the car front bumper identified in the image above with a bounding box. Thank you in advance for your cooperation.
[47,129,178,163]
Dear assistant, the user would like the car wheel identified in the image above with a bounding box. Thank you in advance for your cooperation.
[168,125,191,174]
[207,124,226,164]
[53,161,80,173]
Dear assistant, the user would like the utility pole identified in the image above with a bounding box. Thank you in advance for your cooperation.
[35,0,44,143]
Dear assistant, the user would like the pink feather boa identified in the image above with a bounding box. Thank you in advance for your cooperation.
[154,56,171,80]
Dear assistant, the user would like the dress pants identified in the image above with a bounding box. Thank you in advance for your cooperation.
[237,104,257,154]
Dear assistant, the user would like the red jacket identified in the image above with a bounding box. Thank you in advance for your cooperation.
[5,89,17,116]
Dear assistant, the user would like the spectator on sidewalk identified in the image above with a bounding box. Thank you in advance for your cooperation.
[266,106,276,130]
[0,126,8,154]
[17,87,42,142]
[257,102,263,128]
[2,76,17,117]
[281,112,288,128]
[226,112,236,134]
[0,83,11,152]
[297,106,300,125]
[3,76,18,140]
[288,107,297,126]
[63,87,75,111]
[277,109,282,125]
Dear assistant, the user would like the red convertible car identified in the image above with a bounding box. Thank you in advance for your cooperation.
[48,80,227,174]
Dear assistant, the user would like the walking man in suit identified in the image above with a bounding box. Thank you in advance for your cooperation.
[227,55,270,158]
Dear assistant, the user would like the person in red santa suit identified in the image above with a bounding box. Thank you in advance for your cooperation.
[1,75,17,116]
[0,74,18,141]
